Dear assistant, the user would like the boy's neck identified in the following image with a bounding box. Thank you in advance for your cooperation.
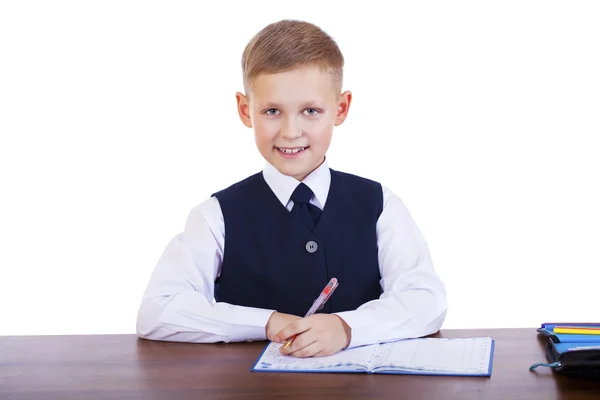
[294,157,327,182]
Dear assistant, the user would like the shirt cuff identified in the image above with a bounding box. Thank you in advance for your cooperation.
[334,310,380,349]
[229,307,276,342]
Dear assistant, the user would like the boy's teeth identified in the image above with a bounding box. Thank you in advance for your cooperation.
[280,147,305,154]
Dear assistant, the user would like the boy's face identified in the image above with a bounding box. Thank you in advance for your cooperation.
[236,65,351,181]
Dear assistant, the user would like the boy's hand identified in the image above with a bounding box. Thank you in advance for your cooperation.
[265,312,301,341]
[273,314,351,358]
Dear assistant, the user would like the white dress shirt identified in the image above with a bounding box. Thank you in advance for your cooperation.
[137,160,447,348]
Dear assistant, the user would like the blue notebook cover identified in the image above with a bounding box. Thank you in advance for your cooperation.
[251,337,494,376]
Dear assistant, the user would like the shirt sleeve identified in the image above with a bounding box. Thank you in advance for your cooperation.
[136,197,275,343]
[335,187,448,348]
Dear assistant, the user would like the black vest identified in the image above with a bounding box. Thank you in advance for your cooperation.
[212,169,383,316]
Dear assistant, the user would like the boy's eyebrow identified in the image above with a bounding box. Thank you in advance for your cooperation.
[261,101,325,109]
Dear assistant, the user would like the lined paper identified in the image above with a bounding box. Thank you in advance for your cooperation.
[253,342,374,371]
[253,337,493,375]
[375,337,492,374]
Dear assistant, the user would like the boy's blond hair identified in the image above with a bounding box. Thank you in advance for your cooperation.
[241,19,344,95]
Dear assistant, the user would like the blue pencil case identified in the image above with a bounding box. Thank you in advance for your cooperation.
[530,323,600,378]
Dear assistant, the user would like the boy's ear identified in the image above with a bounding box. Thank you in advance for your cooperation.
[334,90,352,126]
[236,92,253,128]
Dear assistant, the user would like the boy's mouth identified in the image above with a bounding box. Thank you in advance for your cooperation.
[276,146,308,155]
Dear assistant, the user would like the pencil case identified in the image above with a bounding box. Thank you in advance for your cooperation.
[530,323,600,378]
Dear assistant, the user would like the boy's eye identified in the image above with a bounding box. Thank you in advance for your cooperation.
[304,108,319,116]
[265,109,280,116]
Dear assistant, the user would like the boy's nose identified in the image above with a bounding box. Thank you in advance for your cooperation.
[280,118,302,139]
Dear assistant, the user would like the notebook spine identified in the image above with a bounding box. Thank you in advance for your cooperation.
[366,342,389,370]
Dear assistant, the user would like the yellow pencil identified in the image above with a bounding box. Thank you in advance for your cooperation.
[554,327,600,335]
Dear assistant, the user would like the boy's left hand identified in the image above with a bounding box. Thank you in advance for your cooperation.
[273,314,351,358]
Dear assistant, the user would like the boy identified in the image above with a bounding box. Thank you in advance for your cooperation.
[137,19,447,358]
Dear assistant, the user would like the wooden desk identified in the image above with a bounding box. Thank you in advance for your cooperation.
[1,329,599,399]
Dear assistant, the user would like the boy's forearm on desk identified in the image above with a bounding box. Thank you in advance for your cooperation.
[136,292,274,343]
[335,289,447,349]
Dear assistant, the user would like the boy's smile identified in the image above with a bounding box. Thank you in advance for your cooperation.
[276,146,308,158]
[236,64,351,181]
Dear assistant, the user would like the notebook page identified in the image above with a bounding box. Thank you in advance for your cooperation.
[253,342,375,371]
[374,337,492,374]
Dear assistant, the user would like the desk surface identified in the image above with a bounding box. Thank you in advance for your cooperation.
[1,328,599,400]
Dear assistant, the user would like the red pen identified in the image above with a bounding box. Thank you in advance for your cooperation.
[283,277,339,349]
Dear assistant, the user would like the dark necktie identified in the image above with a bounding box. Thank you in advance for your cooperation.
[290,183,322,232]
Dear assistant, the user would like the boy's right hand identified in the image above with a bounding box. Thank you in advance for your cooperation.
[265,312,301,341]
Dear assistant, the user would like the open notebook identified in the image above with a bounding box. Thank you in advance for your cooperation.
[252,337,494,376]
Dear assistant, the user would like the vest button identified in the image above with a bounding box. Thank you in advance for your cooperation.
[305,241,318,253]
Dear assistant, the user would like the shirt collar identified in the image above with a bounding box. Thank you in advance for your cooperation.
[262,159,331,209]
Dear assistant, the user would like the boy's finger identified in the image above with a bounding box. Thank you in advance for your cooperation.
[288,340,321,358]
[274,318,311,343]
[280,330,316,355]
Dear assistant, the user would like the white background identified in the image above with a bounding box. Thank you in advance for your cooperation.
[1,1,598,336]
